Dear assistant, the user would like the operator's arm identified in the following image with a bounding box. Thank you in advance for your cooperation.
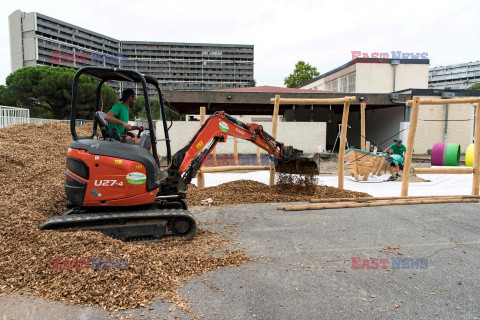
[104,111,136,131]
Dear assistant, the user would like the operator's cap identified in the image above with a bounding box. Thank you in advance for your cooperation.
[396,140,403,144]
[119,88,135,101]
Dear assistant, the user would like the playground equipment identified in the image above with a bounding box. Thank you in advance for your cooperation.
[466,143,475,167]
[344,148,387,181]
[431,143,461,166]
[404,97,480,196]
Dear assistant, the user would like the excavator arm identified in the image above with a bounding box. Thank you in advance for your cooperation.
[160,111,303,193]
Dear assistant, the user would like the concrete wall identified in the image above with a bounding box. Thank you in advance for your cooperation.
[9,10,23,71]
[355,63,429,93]
[400,96,474,154]
[9,10,37,72]
[155,121,326,157]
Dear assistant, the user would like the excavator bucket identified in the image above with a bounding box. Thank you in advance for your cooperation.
[275,152,322,174]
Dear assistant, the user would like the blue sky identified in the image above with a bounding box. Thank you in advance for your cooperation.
[1,0,479,86]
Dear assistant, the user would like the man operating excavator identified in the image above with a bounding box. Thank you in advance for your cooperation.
[104,88,144,144]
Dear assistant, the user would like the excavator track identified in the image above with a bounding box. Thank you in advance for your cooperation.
[40,206,196,242]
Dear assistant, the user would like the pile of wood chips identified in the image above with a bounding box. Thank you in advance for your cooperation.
[186,180,370,206]
[0,122,249,312]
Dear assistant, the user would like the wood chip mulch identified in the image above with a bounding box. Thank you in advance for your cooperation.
[0,122,249,312]
[186,180,371,206]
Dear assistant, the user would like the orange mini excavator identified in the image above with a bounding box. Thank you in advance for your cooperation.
[40,67,312,241]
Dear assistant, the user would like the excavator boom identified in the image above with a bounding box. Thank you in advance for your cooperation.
[161,111,314,193]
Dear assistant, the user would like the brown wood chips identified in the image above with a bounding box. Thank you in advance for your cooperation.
[0,123,249,312]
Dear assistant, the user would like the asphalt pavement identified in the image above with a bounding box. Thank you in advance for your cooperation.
[1,202,480,319]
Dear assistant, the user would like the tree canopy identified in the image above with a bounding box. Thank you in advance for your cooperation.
[284,61,320,88]
[133,97,184,121]
[0,66,117,119]
[468,83,480,90]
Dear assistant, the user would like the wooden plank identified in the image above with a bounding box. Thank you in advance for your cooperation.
[196,107,206,189]
[309,195,480,203]
[401,96,420,196]
[351,153,359,181]
[270,96,356,105]
[257,146,261,165]
[406,97,480,106]
[281,198,478,211]
[270,94,280,186]
[338,101,351,189]
[200,166,270,173]
[472,103,480,195]
[361,102,366,150]
[414,167,473,174]
[365,141,371,152]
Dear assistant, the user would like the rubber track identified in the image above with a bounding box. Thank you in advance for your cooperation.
[40,209,196,241]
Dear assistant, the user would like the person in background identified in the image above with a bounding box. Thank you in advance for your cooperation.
[385,139,407,159]
[384,154,404,181]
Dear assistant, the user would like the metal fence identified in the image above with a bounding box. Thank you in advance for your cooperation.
[0,106,30,128]
[0,106,92,128]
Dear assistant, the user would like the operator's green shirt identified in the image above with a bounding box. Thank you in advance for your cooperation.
[390,143,406,157]
[107,103,129,135]
[387,154,404,165]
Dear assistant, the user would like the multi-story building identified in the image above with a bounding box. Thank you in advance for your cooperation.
[429,61,480,90]
[9,10,254,96]
[299,58,430,93]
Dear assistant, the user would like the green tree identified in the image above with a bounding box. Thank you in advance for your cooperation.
[2,66,117,119]
[468,83,480,90]
[134,97,183,121]
[284,61,320,88]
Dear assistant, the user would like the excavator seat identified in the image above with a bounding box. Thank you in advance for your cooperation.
[95,111,120,140]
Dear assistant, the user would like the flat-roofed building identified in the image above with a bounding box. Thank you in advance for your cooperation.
[299,58,430,93]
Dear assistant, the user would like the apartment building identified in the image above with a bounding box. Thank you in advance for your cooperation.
[429,61,480,90]
[9,10,254,96]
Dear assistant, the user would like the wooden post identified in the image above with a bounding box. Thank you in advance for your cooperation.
[196,107,206,189]
[472,103,480,195]
[360,102,366,150]
[401,96,420,196]
[233,137,239,166]
[212,146,217,166]
[338,101,351,189]
[270,94,280,186]
[365,141,371,153]
[257,146,261,165]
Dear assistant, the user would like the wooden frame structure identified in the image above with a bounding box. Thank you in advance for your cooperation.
[195,97,281,188]
[402,96,480,196]
[268,95,356,189]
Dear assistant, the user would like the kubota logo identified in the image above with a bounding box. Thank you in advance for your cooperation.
[219,122,229,132]
[126,172,147,185]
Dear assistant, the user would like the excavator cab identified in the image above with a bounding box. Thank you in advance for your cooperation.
[40,67,196,241]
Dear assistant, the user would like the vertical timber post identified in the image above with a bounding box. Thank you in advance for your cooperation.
[196,107,206,189]
[401,96,420,197]
[337,101,351,189]
[234,137,239,166]
[212,146,217,166]
[360,102,366,150]
[472,102,480,195]
[270,94,280,186]
[257,146,261,165]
